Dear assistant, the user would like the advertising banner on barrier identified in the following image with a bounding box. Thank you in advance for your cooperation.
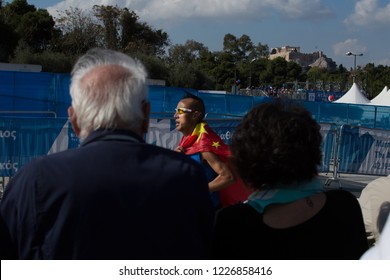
[319,123,337,173]
[146,118,241,150]
[1,118,241,177]
[2,117,389,178]
[306,91,344,102]
[0,118,69,176]
[338,125,390,175]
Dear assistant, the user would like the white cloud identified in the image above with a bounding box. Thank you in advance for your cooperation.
[141,0,257,20]
[376,58,390,66]
[47,0,146,18]
[333,39,390,67]
[140,0,334,21]
[332,39,367,56]
[267,0,334,20]
[47,0,334,22]
[344,0,390,26]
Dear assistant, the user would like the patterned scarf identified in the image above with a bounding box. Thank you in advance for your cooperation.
[247,178,325,214]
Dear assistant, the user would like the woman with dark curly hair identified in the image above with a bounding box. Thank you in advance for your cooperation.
[213,101,369,259]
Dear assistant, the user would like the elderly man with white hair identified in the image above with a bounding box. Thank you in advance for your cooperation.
[0,48,214,260]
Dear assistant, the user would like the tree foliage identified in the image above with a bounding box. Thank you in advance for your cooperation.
[90,5,169,56]
[167,40,213,88]
[0,5,18,60]
[55,7,103,56]
[1,0,389,98]
[1,0,57,60]
[93,5,120,50]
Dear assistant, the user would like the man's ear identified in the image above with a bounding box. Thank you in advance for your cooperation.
[192,110,203,123]
[141,101,151,134]
[68,106,81,136]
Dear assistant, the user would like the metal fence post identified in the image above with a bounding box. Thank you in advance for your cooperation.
[325,125,342,188]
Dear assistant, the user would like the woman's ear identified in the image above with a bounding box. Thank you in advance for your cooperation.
[68,106,81,136]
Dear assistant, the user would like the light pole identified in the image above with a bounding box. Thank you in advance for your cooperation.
[346,51,363,84]
[249,58,256,88]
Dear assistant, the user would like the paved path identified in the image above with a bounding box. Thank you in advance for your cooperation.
[319,172,383,197]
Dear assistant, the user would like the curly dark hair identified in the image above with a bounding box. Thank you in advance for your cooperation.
[230,101,322,189]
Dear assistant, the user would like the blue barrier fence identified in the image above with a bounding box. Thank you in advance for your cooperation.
[1,70,390,180]
[0,71,271,119]
[0,71,71,118]
[2,70,390,128]
[3,117,389,178]
[338,125,390,175]
[319,123,338,173]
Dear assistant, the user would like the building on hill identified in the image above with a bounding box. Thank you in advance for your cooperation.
[269,46,337,71]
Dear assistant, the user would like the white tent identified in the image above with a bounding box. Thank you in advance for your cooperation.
[370,86,390,106]
[333,83,370,104]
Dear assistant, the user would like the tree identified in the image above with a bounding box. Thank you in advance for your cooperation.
[167,40,214,89]
[119,9,138,50]
[254,42,270,58]
[2,0,35,28]
[223,33,254,60]
[134,53,170,82]
[251,57,268,87]
[119,8,169,56]
[93,5,120,50]
[269,57,287,87]
[16,9,56,52]
[1,0,57,60]
[286,61,302,82]
[223,34,239,55]
[168,40,208,64]
[211,51,236,91]
[362,63,390,99]
[220,34,272,89]
[0,2,18,61]
[169,63,210,89]
[306,66,326,90]
[3,3,390,93]
[55,7,103,56]
[11,47,73,72]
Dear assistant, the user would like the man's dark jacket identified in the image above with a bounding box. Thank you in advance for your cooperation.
[0,129,214,259]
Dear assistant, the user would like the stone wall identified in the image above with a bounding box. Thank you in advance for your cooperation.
[269,46,336,70]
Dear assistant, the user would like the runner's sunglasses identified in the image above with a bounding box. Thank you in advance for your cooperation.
[175,108,193,114]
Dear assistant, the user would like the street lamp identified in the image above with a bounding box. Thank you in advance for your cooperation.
[346,51,363,83]
[249,58,256,88]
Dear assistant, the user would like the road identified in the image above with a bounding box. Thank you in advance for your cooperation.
[319,173,383,198]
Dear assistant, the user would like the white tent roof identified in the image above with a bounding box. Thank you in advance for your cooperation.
[370,86,390,106]
[334,83,370,104]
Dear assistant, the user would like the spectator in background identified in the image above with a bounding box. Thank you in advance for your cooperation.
[377,201,390,235]
[174,93,252,208]
[0,48,214,260]
[361,214,390,260]
[360,200,390,259]
[358,174,390,245]
[213,100,368,259]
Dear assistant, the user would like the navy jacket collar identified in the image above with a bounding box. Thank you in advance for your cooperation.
[81,129,145,147]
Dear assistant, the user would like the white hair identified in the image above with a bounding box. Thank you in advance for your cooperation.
[70,48,148,140]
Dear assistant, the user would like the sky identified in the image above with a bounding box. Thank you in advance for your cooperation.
[14,0,390,68]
